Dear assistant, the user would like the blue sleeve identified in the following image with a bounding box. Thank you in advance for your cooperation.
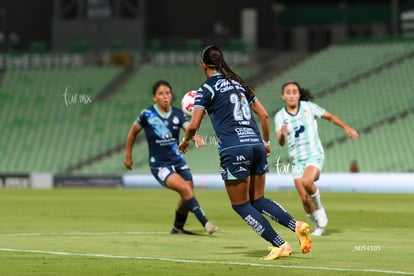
[177,108,189,128]
[136,109,148,128]
[194,86,213,110]
[247,94,257,105]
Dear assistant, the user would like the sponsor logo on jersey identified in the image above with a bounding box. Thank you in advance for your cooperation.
[214,79,245,93]
[172,116,179,125]
[235,127,256,137]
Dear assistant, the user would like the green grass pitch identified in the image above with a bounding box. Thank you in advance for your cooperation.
[0,188,413,275]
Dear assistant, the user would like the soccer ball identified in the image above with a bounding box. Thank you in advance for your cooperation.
[181,90,197,117]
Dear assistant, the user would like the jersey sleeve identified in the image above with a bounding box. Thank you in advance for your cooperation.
[244,89,256,105]
[136,109,148,128]
[194,86,213,110]
[308,101,325,118]
[176,108,190,128]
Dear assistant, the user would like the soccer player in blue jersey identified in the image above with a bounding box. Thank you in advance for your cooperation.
[179,45,312,260]
[124,80,217,235]
[275,81,359,235]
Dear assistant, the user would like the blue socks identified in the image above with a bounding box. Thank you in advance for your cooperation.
[252,197,296,232]
[173,211,188,230]
[183,197,208,226]
[232,202,285,247]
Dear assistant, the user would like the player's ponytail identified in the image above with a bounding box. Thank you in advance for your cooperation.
[299,88,314,101]
[201,45,255,98]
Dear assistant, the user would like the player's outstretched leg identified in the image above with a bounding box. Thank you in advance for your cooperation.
[252,197,297,230]
[232,201,292,260]
[182,197,218,235]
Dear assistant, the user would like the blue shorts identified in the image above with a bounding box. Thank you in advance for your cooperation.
[219,144,269,180]
[151,163,193,187]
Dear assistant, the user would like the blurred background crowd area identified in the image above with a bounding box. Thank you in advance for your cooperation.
[0,0,413,175]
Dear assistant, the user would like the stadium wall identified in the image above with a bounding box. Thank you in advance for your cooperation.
[1,173,413,193]
[123,173,414,193]
[0,173,52,189]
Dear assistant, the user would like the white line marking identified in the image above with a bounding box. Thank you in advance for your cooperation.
[0,231,168,237]
[0,247,413,275]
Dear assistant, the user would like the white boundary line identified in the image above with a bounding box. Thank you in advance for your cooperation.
[0,247,413,275]
[0,231,168,237]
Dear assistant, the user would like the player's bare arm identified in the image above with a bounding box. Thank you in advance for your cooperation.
[179,108,204,153]
[124,122,141,170]
[322,111,359,140]
[251,99,270,142]
[251,99,271,156]
[183,123,205,148]
[277,125,287,146]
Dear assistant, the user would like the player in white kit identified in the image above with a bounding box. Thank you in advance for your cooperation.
[274,81,358,235]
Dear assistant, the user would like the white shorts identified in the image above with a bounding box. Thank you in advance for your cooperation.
[292,155,325,179]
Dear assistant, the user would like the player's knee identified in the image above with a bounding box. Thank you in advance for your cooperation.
[301,177,314,189]
[181,185,194,198]
[169,181,193,199]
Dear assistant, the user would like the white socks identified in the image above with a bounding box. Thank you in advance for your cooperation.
[310,188,323,210]
[307,213,317,227]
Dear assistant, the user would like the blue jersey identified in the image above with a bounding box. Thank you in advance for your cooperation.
[137,104,189,168]
[194,73,263,152]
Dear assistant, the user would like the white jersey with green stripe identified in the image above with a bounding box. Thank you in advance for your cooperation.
[274,101,325,162]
